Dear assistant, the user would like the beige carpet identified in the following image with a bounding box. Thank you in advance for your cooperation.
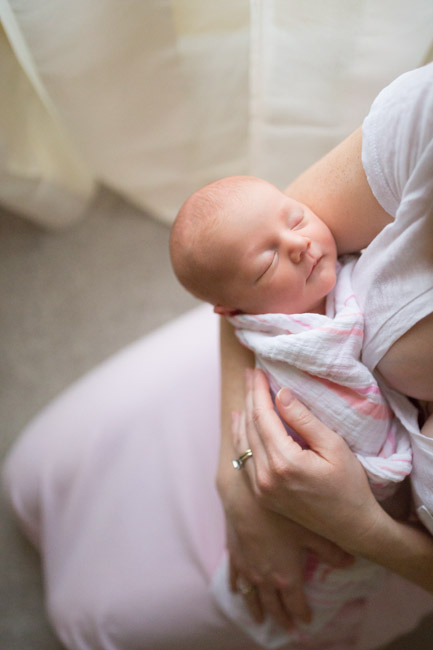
[1,188,432,649]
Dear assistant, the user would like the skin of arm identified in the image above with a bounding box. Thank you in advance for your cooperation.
[217,316,255,488]
[237,369,433,594]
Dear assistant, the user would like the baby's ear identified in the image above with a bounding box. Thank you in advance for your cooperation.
[213,305,241,317]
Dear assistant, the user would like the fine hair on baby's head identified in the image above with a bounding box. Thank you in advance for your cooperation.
[170,176,264,305]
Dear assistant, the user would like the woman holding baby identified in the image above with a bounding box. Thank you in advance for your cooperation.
[3,64,433,650]
[217,61,433,645]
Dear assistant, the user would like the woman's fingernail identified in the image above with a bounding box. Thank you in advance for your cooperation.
[277,388,293,406]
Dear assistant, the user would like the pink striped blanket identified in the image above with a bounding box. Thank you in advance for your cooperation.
[211,257,412,649]
[229,256,412,499]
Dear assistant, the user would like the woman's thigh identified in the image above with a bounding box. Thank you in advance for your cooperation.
[3,306,258,650]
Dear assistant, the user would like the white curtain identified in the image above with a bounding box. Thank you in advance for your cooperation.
[1,0,432,228]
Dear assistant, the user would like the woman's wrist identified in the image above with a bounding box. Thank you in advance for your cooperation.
[347,505,433,593]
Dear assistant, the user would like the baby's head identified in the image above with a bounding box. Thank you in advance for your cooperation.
[170,176,337,315]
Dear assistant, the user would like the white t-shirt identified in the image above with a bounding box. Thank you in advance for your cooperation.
[355,62,433,372]
[355,62,433,532]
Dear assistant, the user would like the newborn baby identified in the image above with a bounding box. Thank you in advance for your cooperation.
[170,175,338,316]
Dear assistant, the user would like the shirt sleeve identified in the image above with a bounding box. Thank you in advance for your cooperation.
[361,62,433,218]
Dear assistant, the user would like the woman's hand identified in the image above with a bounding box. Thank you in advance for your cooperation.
[221,466,354,631]
[235,369,384,555]
[217,316,352,629]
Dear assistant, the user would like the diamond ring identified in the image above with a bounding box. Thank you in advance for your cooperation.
[232,448,253,470]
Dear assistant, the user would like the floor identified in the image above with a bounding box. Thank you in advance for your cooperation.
[1,187,432,649]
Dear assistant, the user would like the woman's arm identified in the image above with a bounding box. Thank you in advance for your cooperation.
[217,318,354,628]
[217,316,254,489]
[285,127,393,254]
[215,125,396,619]
[216,121,407,621]
[237,369,433,593]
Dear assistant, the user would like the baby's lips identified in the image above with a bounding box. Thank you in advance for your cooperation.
[307,257,319,280]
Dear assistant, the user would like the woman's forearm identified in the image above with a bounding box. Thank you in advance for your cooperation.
[216,316,254,498]
[352,512,433,593]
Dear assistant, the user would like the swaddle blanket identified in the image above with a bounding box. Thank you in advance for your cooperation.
[211,257,412,649]
[230,256,412,497]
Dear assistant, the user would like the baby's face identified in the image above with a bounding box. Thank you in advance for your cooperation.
[211,180,337,315]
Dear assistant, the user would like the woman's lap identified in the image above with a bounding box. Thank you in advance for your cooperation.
[3,305,433,650]
[3,306,259,650]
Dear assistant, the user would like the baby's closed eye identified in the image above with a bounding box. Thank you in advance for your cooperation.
[255,251,278,283]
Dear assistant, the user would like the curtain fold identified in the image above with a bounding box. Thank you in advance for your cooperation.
[1,0,432,228]
[0,21,95,228]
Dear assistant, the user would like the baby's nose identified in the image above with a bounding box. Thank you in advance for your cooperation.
[289,235,311,263]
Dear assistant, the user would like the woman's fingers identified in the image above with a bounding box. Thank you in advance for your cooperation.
[240,370,303,492]
[246,369,286,445]
[278,585,311,626]
[241,370,290,482]
[243,585,265,625]
[243,370,378,546]
[275,384,342,456]
[239,579,308,631]
[244,369,270,458]
[304,534,354,568]
[231,411,256,486]
[226,501,315,631]
[247,370,303,453]
[246,369,345,464]
[231,384,265,489]
[229,556,264,623]
[257,583,296,631]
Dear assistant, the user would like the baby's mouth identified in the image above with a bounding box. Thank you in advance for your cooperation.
[307,256,319,280]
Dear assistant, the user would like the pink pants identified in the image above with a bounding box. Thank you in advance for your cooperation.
[3,306,433,650]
